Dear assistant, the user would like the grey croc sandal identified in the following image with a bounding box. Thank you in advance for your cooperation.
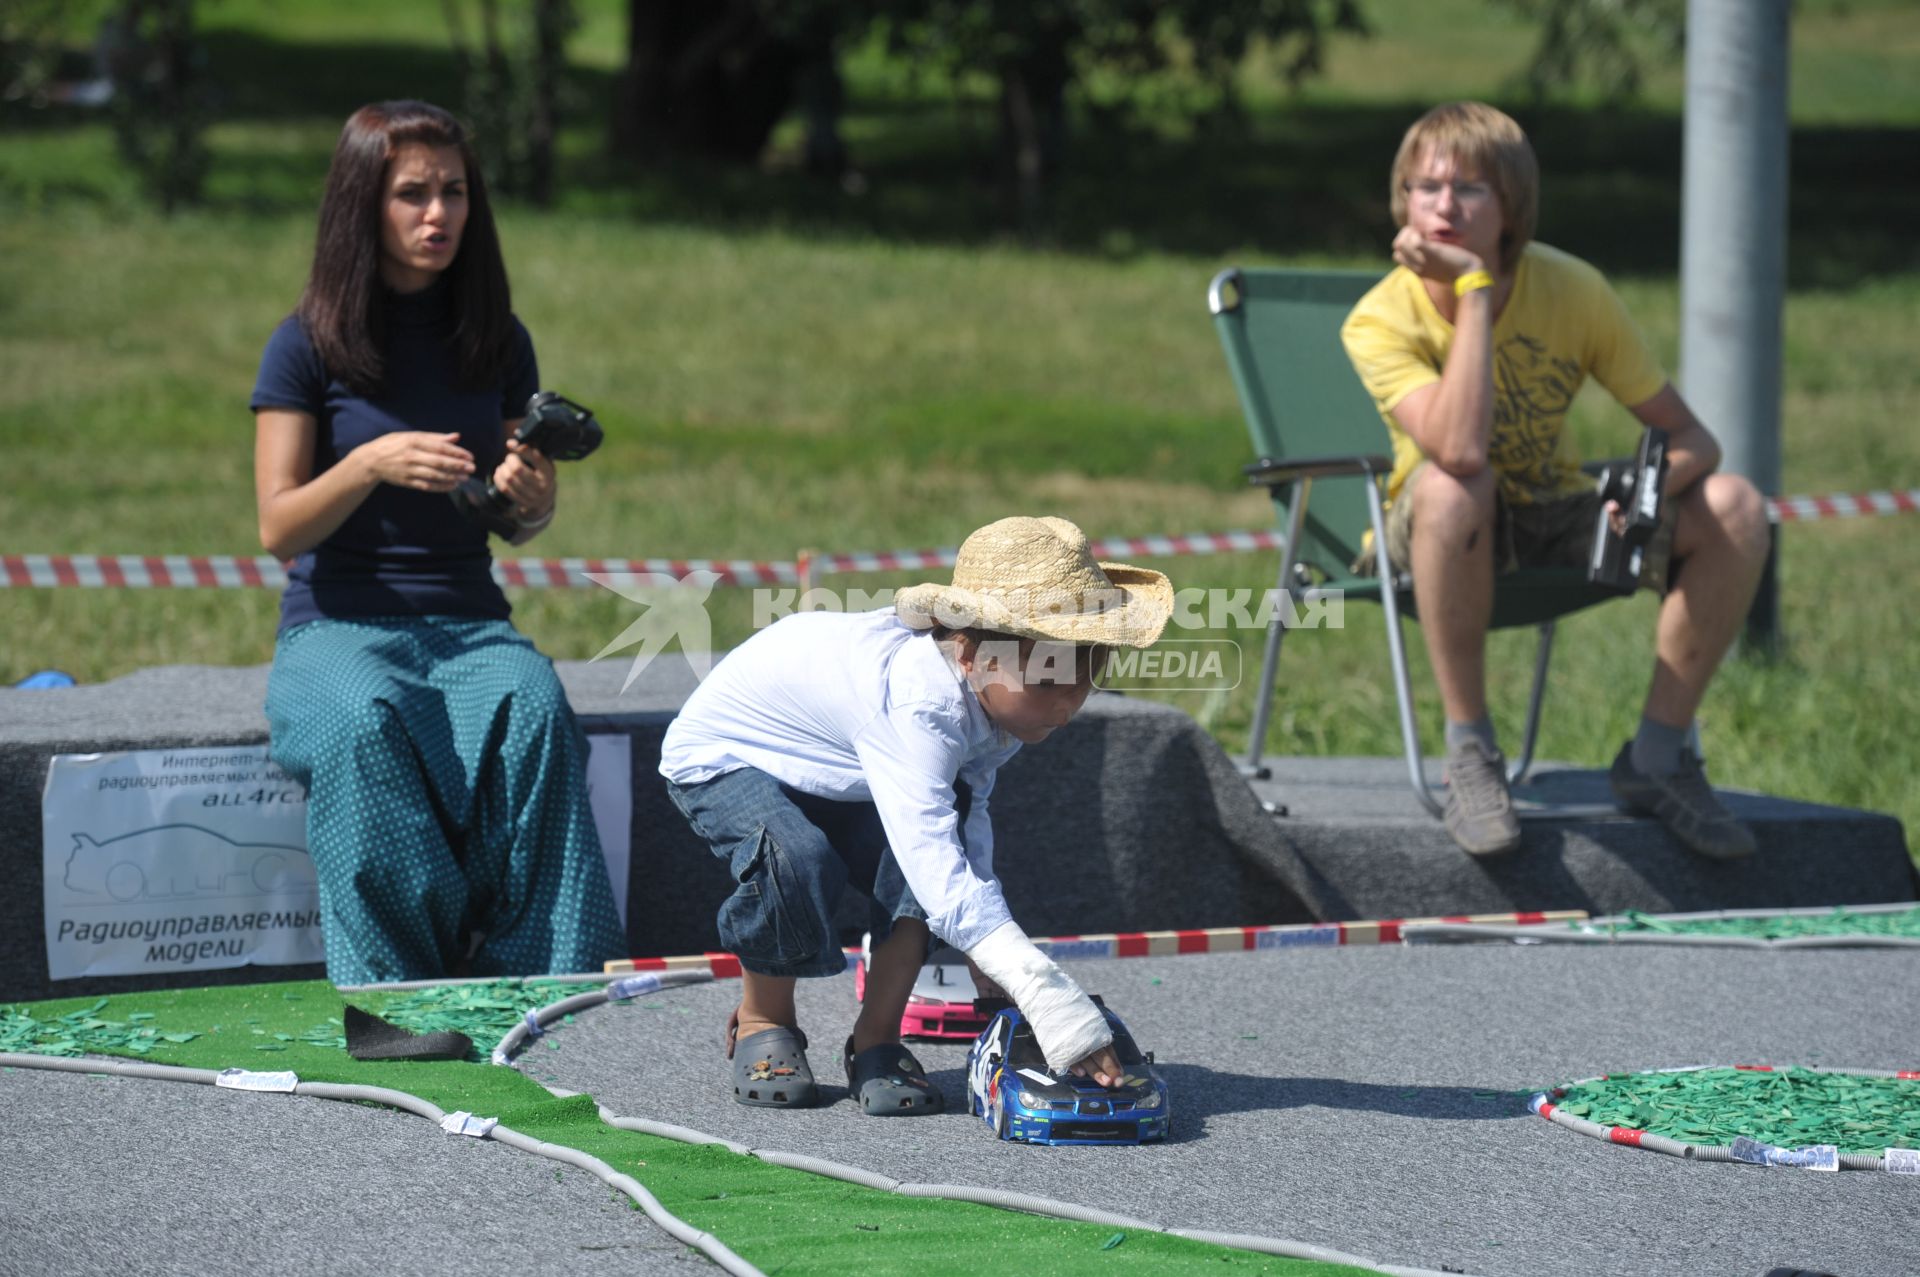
[729,1015,818,1109]
[844,1036,945,1116]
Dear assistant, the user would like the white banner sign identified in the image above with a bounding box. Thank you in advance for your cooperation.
[583,734,632,929]
[41,746,321,979]
[42,737,633,980]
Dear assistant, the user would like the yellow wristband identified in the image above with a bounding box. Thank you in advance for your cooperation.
[1454,270,1494,298]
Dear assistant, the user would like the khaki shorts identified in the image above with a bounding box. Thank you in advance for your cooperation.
[1361,461,1675,595]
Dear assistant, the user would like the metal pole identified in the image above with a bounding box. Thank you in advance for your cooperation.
[1243,478,1310,779]
[1679,0,1790,648]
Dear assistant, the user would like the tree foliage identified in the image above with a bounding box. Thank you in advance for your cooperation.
[875,0,1368,225]
[610,0,1367,233]
[614,1,845,166]
[104,0,211,213]
[880,0,1368,94]
[2,1,210,212]
[0,0,82,106]
[441,0,579,206]
[1493,0,1685,102]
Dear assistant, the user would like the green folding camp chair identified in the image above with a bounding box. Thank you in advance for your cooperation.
[1208,266,1627,817]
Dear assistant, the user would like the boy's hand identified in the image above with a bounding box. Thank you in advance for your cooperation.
[1392,226,1485,286]
[1069,1044,1125,1089]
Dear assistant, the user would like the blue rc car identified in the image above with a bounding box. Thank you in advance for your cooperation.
[965,997,1170,1144]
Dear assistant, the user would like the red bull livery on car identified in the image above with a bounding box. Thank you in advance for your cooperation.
[965,997,1170,1144]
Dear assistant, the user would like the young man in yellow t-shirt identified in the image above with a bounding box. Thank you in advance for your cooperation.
[1340,101,1770,860]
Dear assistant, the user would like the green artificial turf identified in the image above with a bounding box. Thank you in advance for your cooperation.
[372,978,597,1061]
[2,979,1371,1277]
[1550,1067,1920,1157]
[1583,907,1920,942]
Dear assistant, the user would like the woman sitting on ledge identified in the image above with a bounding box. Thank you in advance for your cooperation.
[250,100,624,985]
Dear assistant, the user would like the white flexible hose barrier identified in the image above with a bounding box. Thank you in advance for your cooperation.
[0,1045,763,1277]
[486,976,1478,1277]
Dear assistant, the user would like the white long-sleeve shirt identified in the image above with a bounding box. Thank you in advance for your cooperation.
[658,609,1022,952]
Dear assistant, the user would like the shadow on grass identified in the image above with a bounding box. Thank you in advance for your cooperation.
[594,100,1919,289]
[6,31,1916,287]
[207,30,474,122]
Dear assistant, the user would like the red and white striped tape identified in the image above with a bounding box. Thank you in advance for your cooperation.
[492,557,796,588]
[808,530,1286,577]
[600,910,1587,978]
[0,554,794,590]
[1767,490,1919,522]
[0,554,285,590]
[7,491,1915,589]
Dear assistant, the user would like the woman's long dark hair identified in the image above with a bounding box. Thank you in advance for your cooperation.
[297,101,513,396]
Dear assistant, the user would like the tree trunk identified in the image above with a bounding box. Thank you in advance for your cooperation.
[527,0,567,206]
[614,0,802,163]
[996,42,1069,235]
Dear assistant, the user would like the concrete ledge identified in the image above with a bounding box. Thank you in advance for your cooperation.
[3,660,1910,1002]
[1245,756,1916,922]
[0,658,1317,1001]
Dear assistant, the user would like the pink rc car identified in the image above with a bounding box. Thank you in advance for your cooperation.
[853,933,994,1040]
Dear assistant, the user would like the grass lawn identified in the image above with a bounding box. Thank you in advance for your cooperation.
[2,0,1916,857]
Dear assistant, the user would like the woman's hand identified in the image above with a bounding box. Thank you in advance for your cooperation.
[1392,226,1485,286]
[1069,1044,1125,1089]
[357,431,475,493]
[493,437,556,521]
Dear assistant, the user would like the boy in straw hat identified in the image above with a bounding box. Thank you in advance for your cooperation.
[659,516,1173,1114]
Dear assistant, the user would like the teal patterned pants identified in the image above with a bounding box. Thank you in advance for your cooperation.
[266,616,626,985]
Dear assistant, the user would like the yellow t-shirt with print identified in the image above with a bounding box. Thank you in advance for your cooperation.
[1340,242,1669,507]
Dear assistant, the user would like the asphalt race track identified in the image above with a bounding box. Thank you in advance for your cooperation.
[528,945,1920,1277]
[4,943,1916,1277]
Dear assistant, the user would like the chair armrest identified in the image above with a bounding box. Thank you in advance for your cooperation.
[1244,454,1393,488]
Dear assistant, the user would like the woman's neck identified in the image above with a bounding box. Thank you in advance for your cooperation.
[379,261,442,295]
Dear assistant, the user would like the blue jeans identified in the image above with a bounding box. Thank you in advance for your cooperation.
[666,767,967,979]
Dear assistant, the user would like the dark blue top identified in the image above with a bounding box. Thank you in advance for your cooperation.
[250,282,538,633]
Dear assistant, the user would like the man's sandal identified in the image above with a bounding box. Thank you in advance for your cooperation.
[843,1036,944,1116]
[726,1008,818,1108]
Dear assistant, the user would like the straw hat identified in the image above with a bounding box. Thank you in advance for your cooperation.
[895,516,1173,648]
